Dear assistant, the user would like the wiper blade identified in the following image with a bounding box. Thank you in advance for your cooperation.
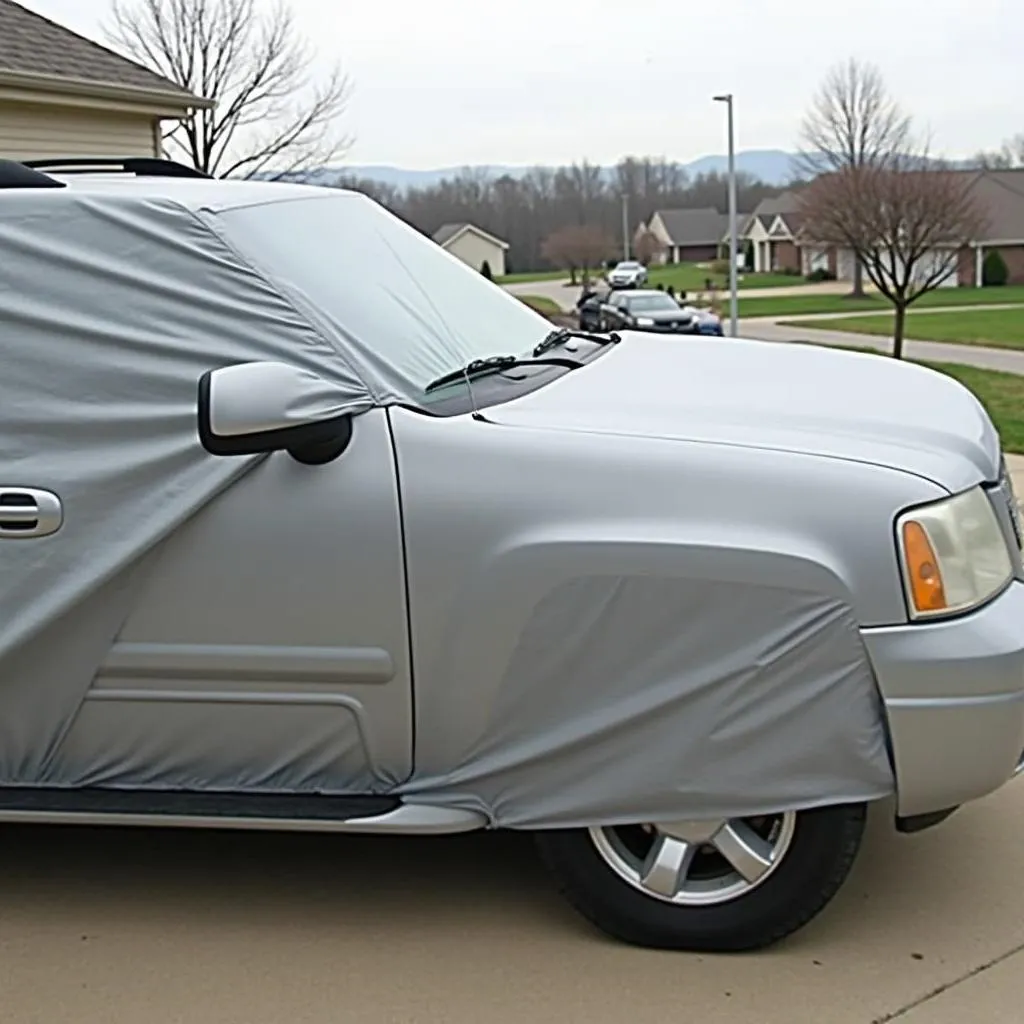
[424,354,581,394]
[533,327,620,357]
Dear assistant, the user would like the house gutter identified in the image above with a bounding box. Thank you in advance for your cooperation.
[0,68,213,111]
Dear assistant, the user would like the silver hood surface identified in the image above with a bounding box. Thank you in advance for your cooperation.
[488,334,1001,493]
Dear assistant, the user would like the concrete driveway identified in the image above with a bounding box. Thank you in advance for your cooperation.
[2,785,1024,1023]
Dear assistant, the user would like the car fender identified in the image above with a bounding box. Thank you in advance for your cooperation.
[388,408,943,800]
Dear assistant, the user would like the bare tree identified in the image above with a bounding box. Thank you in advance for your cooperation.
[800,157,987,358]
[106,0,351,178]
[367,155,784,275]
[797,59,912,296]
[634,227,665,266]
[541,225,615,284]
[971,133,1024,170]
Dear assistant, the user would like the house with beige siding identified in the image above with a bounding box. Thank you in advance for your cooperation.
[432,223,509,277]
[0,0,209,163]
[743,171,1024,287]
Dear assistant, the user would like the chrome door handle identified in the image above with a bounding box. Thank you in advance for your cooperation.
[0,488,63,538]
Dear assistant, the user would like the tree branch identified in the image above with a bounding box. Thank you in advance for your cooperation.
[104,0,352,177]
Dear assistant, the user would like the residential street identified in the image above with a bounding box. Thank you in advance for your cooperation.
[500,279,1024,377]
[2,783,1024,1024]
[502,278,857,311]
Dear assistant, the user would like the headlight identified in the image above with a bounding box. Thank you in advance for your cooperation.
[635,316,655,326]
[896,485,1013,620]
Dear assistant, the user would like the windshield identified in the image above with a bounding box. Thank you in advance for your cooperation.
[214,191,551,399]
[614,262,642,270]
[625,294,680,312]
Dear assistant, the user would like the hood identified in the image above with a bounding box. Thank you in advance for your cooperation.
[487,334,1001,492]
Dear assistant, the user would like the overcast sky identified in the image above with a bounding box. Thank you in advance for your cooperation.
[21,0,1022,169]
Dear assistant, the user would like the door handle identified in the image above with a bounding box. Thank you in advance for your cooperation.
[0,488,63,538]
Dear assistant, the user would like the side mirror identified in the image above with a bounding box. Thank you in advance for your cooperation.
[197,361,353,465]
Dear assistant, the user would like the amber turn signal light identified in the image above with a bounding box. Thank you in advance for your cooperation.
[901,520,948,614]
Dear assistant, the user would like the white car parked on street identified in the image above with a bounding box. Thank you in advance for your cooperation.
[607,260,648,288]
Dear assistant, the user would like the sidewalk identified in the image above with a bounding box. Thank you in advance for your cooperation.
[742,319,1024,376]
[769,302,1024,322]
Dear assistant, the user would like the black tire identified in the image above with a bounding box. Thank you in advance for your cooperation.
[534,802,867,952]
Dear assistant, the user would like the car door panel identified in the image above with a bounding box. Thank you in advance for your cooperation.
[45,408,412,794]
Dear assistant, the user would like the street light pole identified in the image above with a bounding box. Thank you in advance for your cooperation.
[622,193,630,260]
[713,93,739,338]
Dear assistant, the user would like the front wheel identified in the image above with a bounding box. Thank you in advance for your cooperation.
[534,803,866,952]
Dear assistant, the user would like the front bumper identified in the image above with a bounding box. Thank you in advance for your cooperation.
[862,580,1024,818]
[633,323,701,334]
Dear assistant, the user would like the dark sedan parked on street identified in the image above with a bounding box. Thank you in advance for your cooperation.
[580,289,724,336]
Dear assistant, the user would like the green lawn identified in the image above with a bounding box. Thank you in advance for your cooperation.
[646,265,798,292]
[498,264,800,290]
[496,269,570,284]
[739,285,1024,320]
[786,307,1024,350]
[516,294,562,315]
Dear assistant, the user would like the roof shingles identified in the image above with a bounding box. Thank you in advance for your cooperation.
[971,169,1024,242]
[651,207,729,246]
[0,0,201,100]
[432,222,467,247]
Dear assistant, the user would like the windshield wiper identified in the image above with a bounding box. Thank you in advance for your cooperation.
[424,354,581,394]
[532,327,620,357]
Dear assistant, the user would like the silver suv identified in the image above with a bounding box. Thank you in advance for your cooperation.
[607,259,648,288]
[1,157,1023,954]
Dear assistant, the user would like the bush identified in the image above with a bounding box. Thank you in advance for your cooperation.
[983,249,1009,287]
[709,258,730,276]
[781,265,802,276]
[480,260,493,280]
[806,267,837,283]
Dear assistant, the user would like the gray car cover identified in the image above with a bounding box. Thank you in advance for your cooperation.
[0,183,894,826]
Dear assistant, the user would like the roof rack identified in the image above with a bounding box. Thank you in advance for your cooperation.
[22,157,213,179]
[0,159,66,189]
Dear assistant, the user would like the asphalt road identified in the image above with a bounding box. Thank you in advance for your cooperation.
[502,279,857,312]
[2,785,1024,1023]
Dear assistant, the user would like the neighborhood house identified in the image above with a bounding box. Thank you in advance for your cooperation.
[787,170,1024,287]
[640,169,1024,287]
[0,0,208,161]
[432,222,510,277]
[640,207,742,264]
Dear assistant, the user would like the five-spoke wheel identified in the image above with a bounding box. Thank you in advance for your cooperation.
[588,813,797,906]
[535,802,867,951]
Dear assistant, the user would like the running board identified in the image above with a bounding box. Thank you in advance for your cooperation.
[0,787,486,835]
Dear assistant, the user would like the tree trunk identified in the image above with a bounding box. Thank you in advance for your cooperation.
[851,259,865,299]
[569,265,578,285]
[892,304,907,359]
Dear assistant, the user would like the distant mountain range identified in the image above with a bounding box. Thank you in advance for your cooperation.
[285,149,803,190]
